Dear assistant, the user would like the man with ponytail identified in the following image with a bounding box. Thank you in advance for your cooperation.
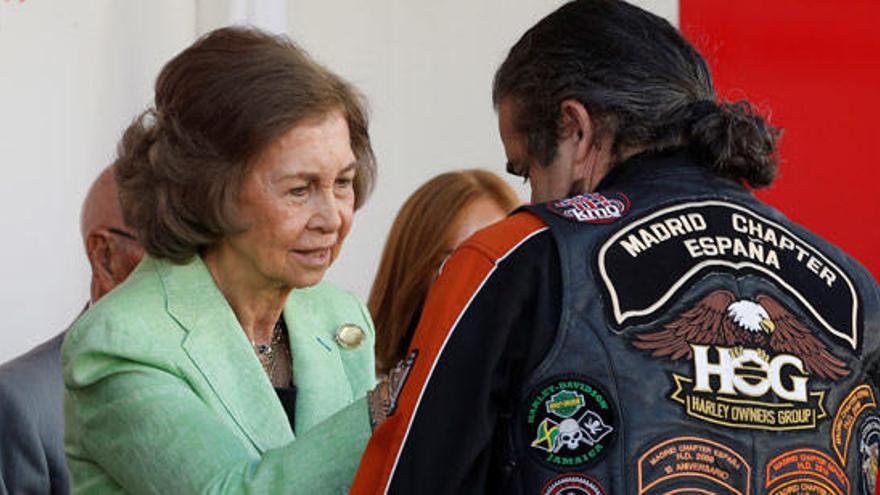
[354,1,880,492]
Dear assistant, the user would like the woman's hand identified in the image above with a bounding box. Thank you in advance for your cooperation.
[368,350,417,429]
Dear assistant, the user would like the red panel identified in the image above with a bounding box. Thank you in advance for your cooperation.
[680,0,880,279]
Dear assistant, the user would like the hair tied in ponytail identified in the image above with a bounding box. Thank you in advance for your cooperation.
[688,100,719,125]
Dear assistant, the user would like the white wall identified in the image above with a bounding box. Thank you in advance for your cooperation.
[0,1,196,361]
[0,0,676,363]
[292,0,678,299]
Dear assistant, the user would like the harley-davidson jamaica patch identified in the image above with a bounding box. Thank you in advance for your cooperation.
[525,376,616,469]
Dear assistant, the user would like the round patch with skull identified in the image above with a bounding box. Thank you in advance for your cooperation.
[524,376,616,469]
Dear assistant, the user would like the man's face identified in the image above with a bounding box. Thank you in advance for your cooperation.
[498,98,578,204]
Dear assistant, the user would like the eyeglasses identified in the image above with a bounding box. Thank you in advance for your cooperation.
[107,227,137,241]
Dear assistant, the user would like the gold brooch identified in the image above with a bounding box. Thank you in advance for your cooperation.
[335,324,365,349]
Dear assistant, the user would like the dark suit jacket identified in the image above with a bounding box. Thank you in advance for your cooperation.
[0,332,69,495]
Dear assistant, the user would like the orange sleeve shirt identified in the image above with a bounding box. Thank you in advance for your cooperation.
[352,212,562,494]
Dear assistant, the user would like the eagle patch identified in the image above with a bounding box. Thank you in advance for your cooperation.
[633,290,847,431]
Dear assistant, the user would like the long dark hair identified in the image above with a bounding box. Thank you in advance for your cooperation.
[493,0,780,188]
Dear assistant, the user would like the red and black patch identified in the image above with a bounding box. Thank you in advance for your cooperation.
[541,473,606,495]
[548,192,630,224]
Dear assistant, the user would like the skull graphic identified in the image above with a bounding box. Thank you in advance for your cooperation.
[554,419,585,452]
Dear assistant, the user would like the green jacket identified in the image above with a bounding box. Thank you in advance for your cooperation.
[62,255,376,494]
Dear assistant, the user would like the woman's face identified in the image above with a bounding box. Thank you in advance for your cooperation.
[222,110,356,290]
[448,197,508,250]
[432,196,507,282]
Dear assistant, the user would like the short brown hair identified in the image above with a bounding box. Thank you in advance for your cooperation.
[368,169,521,373]
[116,27,376,263]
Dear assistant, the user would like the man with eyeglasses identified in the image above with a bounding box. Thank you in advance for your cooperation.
[0,165,143,494]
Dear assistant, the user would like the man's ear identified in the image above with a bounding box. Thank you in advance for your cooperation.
[558,99,594,173]
[559,99,614,193]
[558,99,592,142]
[86,232,114,299]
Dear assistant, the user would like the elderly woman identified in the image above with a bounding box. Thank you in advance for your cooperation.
[62,27,380,493]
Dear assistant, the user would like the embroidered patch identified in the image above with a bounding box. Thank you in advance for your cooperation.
[636,436,751,495]
[765,448,849,495]
[386,349,417,416]
[832,384,877,465]
[524,377,615,469]
[632,289,846,431]
[860,416,880,494]
[540,473,606,495]
[548,192,630,224]
[545,389,586,418]
[597,200,860,351]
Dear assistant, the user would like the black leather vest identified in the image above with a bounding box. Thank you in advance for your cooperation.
[507,151,880,495]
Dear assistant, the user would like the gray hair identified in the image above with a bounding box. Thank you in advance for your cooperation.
[493,0,780,187]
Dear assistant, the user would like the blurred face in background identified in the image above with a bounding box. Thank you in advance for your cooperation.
[368,168,521,373]
[437,196,509,277]
[445,197,508,258]
[82,166,145,303]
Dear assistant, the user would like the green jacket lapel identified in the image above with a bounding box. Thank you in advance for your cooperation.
[157,256,295,453]
[285,287,356,433]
